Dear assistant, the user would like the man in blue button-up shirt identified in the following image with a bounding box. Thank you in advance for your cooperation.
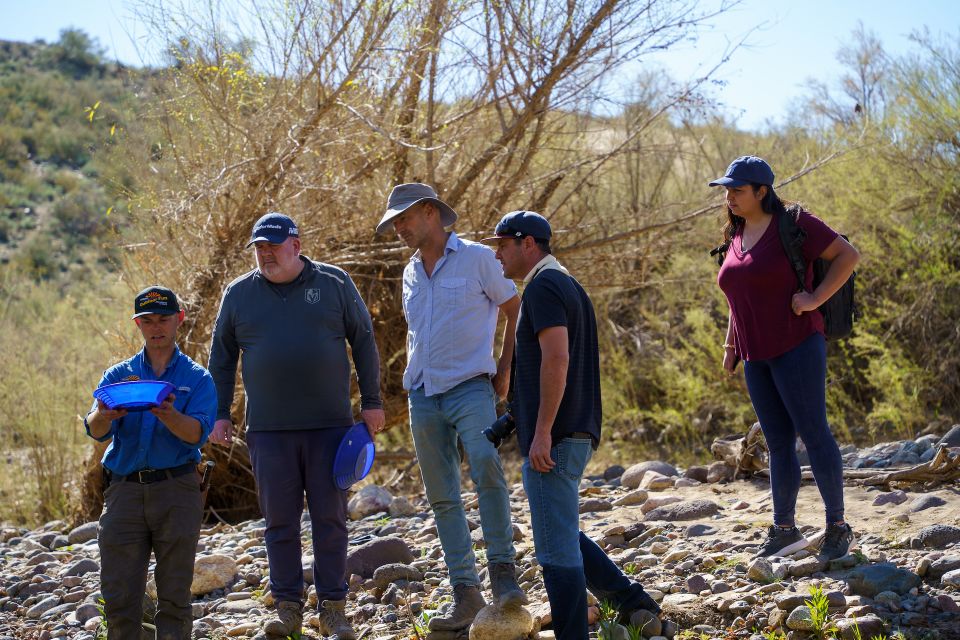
[376,184,525,632]
[85,286,216,640]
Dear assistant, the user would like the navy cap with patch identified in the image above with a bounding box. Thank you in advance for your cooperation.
[132,286,181,319]
[480,210,552,245]
[708,155,775,188]
[246,212,300,247]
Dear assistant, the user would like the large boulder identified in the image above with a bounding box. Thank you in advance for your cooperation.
[846,563,920,597]
[346,536,415,579]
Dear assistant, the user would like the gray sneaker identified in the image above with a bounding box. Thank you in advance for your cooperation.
[317,599,356,640]
[755,525,810,558]
[263,600,302,636]
[819,523,856,561]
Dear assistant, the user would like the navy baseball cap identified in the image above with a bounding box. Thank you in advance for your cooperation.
[246,212,300,247]
[480,210,552,245]
[132,286,180,319]
[708,156,775,187]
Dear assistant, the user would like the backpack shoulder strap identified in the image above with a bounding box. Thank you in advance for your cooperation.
[710,240,731,267]
[777,205,808,291]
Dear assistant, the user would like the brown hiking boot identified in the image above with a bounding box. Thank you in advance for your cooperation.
[428,583,487,631]
[488,562,528,609]
[317,599,356,640]
[263,600,302,636]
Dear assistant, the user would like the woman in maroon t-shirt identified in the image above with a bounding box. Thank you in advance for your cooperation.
[710,156,860,561]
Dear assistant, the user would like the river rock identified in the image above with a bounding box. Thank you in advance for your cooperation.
[645,500,720,521]
[388,496,417,517]
[621,461,678,488]
[468,602,533,640]
[943,568,960,588]
[640,472,675,491]
[913,524,960,549]
[846,563,920,596]
[346,536,415,578]
[372,563,422,590]
[612,489,648,507]
[872,490,908,506]
[747,558,775,583]
[629,609,661,636]
[785,606,814,631]
[348,485,393,520]
[67,522,99,545]
[60,558,99,578]
[928,555,960,579]
[908,495,947,512]
[835,614,885,640]
[640,495,682,514]
[580,498,613,513]
[191,554,238,595]
[937,424,960,447]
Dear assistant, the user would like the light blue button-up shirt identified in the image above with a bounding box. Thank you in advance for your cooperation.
[402,232,517,396]
[86,345,216,475]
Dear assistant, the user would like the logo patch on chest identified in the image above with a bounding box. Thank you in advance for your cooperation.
[305,289,322,304]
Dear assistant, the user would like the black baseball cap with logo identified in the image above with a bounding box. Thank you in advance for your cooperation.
[132,286,181,319]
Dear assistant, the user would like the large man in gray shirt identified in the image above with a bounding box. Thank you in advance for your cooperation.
[376,184,525,632]
[208,212,385,640]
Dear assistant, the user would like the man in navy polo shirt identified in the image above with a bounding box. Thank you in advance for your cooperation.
[208,212,385,639]
[86,286,217,640]
[483,212,661,640]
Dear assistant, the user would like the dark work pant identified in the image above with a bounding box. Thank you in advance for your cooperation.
[98,472,203,640]
[247,427,351,605]
[743,332,845,526]
[580,533,658,615]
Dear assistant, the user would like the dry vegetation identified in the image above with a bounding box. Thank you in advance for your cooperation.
[1,2,958,527]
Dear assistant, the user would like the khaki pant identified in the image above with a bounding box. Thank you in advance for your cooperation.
[98,472,203,640]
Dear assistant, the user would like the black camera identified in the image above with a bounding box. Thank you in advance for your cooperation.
[483,412,516,448]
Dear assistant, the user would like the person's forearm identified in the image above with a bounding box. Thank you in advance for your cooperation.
[160,414,202,444]
[812,246,860,306]
[86,410,113,439]
[535,351,568,437]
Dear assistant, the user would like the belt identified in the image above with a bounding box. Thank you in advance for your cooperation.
[107,462,196,485]
[568,431,593,440]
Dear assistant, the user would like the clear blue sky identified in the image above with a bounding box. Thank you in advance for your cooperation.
[2,0,957,131]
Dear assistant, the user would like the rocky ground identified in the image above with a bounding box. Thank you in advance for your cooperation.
[1,426,959,640]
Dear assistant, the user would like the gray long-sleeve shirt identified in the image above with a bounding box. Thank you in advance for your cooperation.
[208,256,382,431]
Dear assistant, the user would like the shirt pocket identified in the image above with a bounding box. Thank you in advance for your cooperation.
[438,277,466,308]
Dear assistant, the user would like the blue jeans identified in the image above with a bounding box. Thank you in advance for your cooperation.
[408,376,516,586]
[524,438,657,640]
[744,332,845,526]
[247,427,351,605]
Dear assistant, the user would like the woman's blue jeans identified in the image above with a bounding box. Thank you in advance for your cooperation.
[743,332,845,526]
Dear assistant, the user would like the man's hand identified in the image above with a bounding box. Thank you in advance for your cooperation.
[528,431,555,473]
[149,393,180,423]
[209,419,233,446]
[94,399,128,423]
[362,408,386,437]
